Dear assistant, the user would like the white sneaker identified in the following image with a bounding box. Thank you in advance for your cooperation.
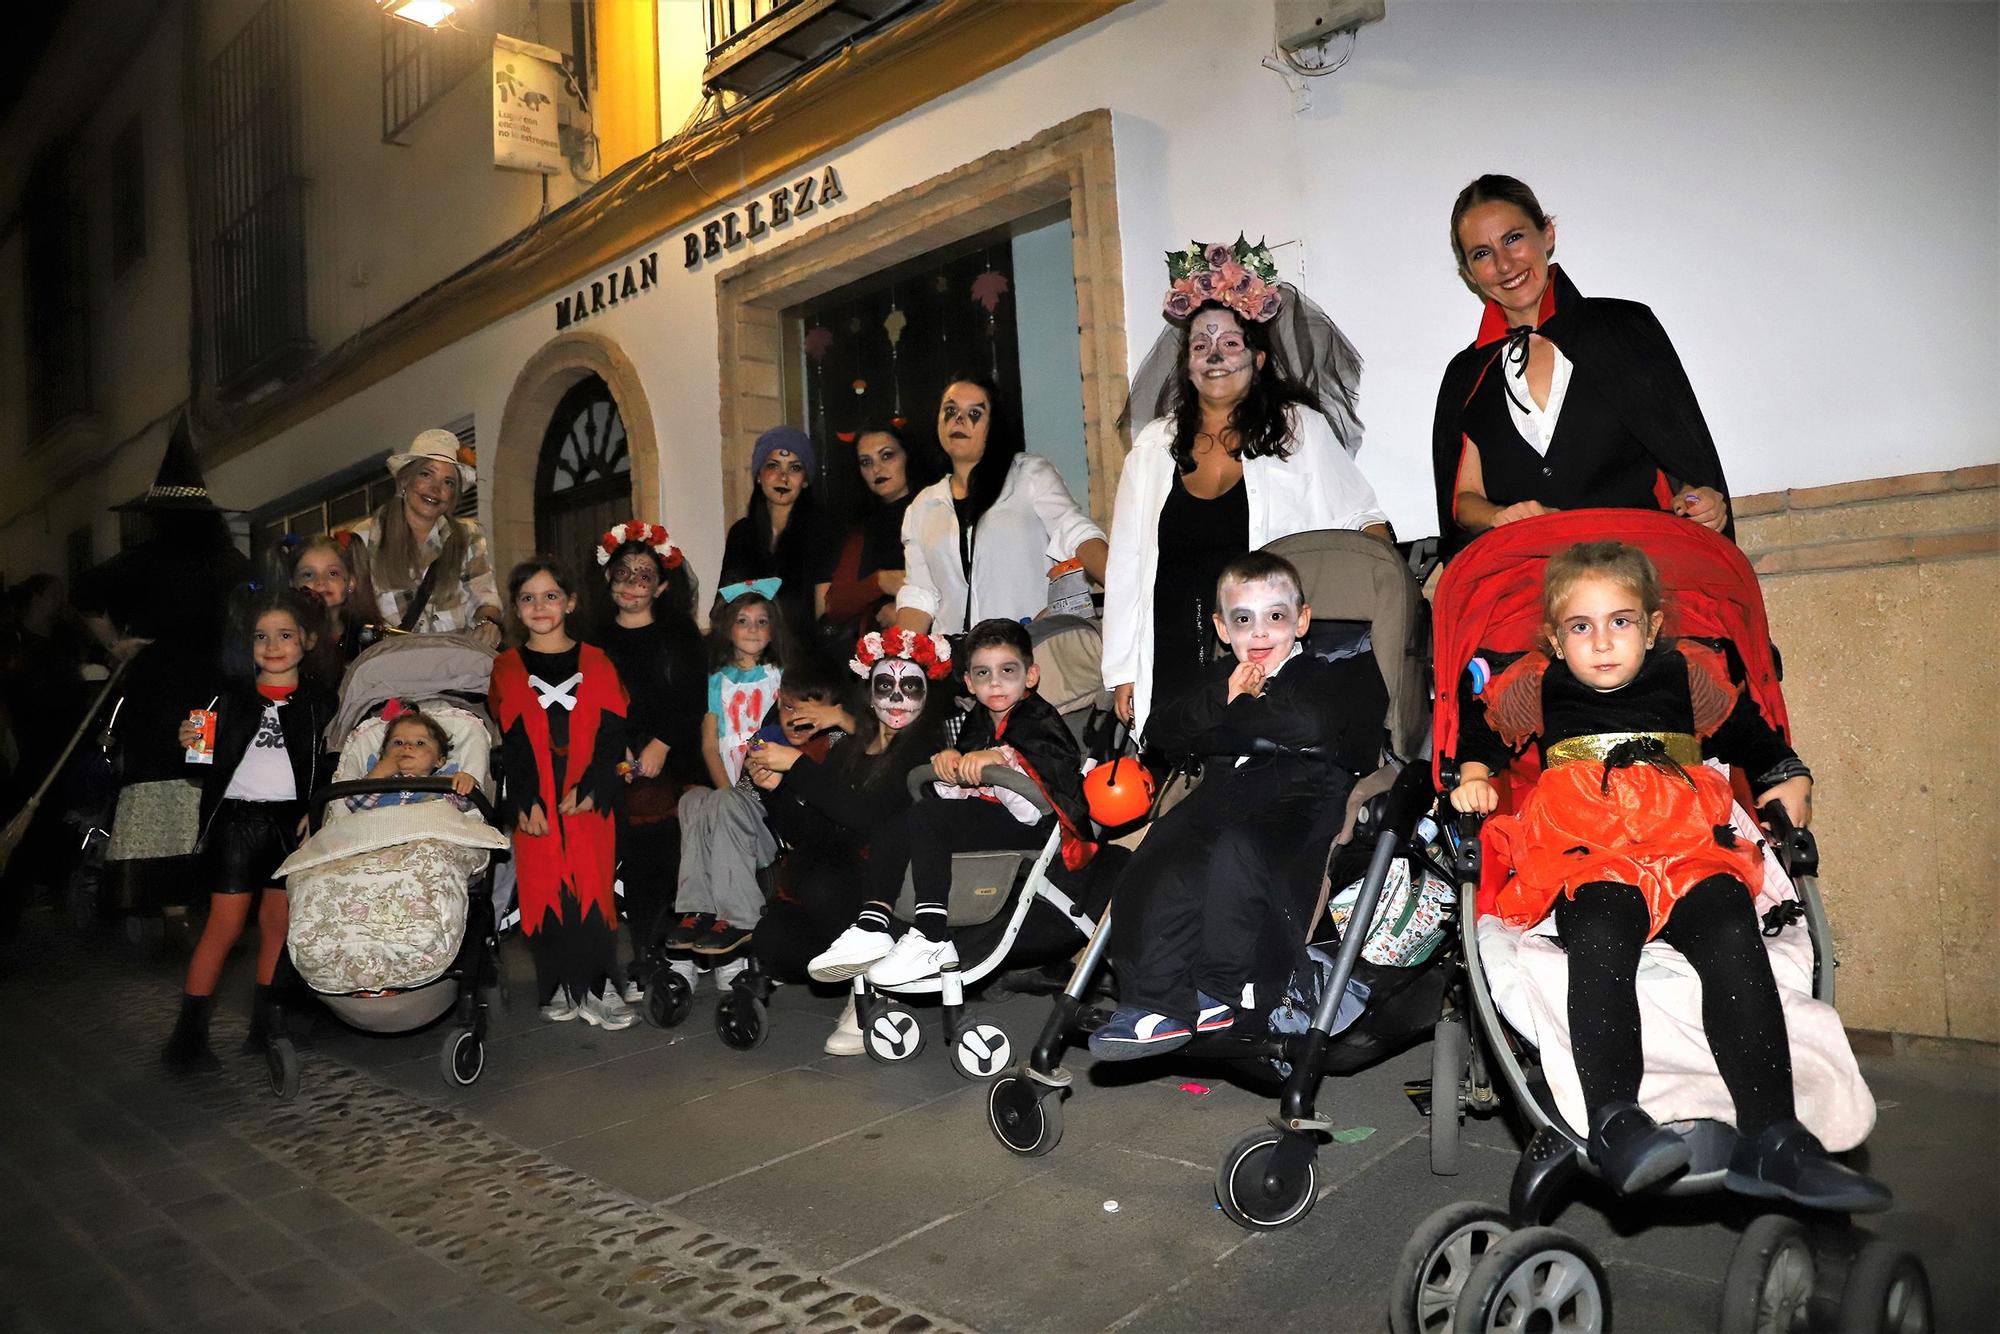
[823,994,864,1056]
[712,957,750,989]
[577,988,636,1031]
[807,925,895,982]
[866,932,958,988]
[539,989,580,1022]
[619,978,645,1005]
[667,958,701,992]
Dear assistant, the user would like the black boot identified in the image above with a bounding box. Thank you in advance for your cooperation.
[1587,1101,1691,1194]
[1725,1118,1892,1213]
[241,983,272,1055]
[161,994,221,1075]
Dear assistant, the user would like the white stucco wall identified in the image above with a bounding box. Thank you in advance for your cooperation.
[211,0,1999,600]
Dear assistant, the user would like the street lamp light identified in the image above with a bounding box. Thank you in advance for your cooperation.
[378,0,463,28]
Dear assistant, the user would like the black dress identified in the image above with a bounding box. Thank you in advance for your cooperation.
[1146,474,1249,731]
[597,618,709,961]
[1429,266,1733,561]
[719,510,835,658]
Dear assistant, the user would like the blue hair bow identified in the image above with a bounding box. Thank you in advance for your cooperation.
[718,576,782,604]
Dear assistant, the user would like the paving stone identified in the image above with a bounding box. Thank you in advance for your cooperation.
[202,1220,317,1278]
[245,1258,372,1319]
[220,1158,311,1201]
[298,1298,406,1333]
[128,1164,220,1208]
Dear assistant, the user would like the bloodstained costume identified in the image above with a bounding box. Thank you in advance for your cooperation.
[491,644,628,1004]
[1430,266,1734,561]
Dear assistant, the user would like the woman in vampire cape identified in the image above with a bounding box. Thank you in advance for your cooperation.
[1431,175,1734,562]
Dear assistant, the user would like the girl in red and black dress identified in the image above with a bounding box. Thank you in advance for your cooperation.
[491,558,633,1030]
[1431,175,1734,561]
[1449,541,1885,1212]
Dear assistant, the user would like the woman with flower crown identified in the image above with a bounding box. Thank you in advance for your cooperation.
[742,627,953,1055]
[1104,237,1393,740]
[593,521,709,1001]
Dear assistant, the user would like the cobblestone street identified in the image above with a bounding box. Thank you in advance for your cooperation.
[1,912,1991,1333]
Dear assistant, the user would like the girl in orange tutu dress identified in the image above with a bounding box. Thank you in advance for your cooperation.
[1449,540,1886,1212]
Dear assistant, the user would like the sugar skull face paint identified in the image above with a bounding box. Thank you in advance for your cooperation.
[1212,575,1311,667]
[1185,308,1263,408]
[870,659,927,731]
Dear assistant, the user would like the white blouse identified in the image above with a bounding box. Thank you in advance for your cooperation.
[1503,339,1573,455]
[896,452,1106,634]
[1101,407,1390,737]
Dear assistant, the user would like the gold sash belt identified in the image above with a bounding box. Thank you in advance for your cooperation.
[1544,731,1702,769]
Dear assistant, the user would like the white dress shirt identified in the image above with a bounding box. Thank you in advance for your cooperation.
[896,452,1106,634]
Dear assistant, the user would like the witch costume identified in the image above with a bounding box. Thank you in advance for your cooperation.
[1429,266,1733,561]
[491,642,628,1004]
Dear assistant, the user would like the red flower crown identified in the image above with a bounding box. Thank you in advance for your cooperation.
[598,520,684,569]
[850,627,953,680]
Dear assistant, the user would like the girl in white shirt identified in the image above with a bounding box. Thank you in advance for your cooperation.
[894,376,1106,634]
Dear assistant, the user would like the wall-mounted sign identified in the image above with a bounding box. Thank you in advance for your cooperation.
[682,166,846,270]
[493,34,564,175]
[555,251,660,331]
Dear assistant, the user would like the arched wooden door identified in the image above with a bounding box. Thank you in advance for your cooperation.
[535,375,633,566]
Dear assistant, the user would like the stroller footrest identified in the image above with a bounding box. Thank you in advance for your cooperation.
[1270,1112,1335,1136]
[1022,1063,1072,1089]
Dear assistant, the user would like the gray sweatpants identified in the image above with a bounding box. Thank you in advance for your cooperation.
[674,786,777,923]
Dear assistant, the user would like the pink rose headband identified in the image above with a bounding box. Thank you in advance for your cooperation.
[1163,235,1283,324]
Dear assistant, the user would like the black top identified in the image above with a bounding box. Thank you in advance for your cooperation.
[719,511,835,645]
[763,713,948,859]
[597,619,707,787]
[192,679,336,836]
[1430,267,1733,560]
[946,691,1088,834]
[1456,643,1801,787]
[1149,651,1386,779]
[497,644,627,821]
[1148,474,1249,719]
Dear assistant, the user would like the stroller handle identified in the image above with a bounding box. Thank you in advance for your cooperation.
[905,762,1056,817]
[1756,798,1820,879]
[308,777,499,832]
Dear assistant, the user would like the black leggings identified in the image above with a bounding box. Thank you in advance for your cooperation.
[863,801,1054,928]
[1556,875,1793,1136]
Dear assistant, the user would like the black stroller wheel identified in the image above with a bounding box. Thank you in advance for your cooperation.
[715,993,768,1050]
[1451,1226,1608,1334]
[1837,1239,1932,1334]
[1717,1215,1814,1334]
[949,1020,1012,1081]
[987,1075,1062,1156]
[1431,1015,1469,1176]
[1216,1129,1318,1231]
[267,1036,300,1101]
[439,1027,484,1087]
[863,1004,925,1064]
[1390,1201,1512,1334]
[644,971,694,1029]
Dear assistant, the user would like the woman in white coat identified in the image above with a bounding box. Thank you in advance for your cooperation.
[1104,241,1391,738]
[895,375,1107,634]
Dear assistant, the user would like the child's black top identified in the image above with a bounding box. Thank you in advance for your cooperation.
[599,618,708,787]
[1149,652,1386,779]
[763,712,949,859]
[946,690,1088,833]
[1454,642,1806,788]
[192,678,337,834]
[496,644,628,822]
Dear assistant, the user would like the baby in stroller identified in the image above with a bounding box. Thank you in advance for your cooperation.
[343,707,478,811]
[1091,550,1387,1057]
[1447,538,1885,1212]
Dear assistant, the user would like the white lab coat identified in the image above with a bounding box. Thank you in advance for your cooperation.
[1102,408,1390,736]
[896,452,1106,633]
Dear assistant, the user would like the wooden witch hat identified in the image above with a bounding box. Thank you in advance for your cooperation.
[114,412,239,513]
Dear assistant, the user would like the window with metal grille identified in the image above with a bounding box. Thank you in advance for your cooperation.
[109,117,146,277]
[381,13,483,142]
[23,149,91,439]
[208,0,312,389]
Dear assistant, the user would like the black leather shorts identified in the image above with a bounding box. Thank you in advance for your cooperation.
[202,800,304,895]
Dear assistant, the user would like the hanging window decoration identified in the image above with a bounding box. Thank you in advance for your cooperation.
[803,323,834,441]
[883,299,908,429]
[971,260,1011,381]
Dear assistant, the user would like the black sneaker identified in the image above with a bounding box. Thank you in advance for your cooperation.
[690,919,753,956]
[1587,1102,1691,1195]
[1725,1118,1892,1213]
[664,913,711,950]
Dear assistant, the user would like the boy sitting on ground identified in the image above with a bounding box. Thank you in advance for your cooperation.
[1092,550,1387,1058]
[808,618,1094,987]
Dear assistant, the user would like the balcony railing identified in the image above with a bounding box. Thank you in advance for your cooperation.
[704,0,925,97]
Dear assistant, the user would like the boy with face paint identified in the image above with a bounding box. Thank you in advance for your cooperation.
[1092,551,1388,1059]
[808,620,1094,988]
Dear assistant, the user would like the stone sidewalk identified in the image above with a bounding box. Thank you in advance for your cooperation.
[2,910,1993,1332]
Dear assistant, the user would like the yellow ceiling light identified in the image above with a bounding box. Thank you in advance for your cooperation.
[380,0,460,28]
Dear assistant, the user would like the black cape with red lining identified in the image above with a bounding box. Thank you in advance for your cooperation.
[1429,266,1734,561]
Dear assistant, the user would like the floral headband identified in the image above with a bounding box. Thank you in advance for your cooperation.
[850,627,953,680]
[1163,235,1283,324]
[598,520,684,570]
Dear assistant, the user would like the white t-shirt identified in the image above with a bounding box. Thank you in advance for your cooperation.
[223,697,297,802]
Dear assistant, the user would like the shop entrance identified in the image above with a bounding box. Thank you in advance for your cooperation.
[535,374,632,564]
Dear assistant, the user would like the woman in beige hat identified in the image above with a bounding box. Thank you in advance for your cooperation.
[346,429,503,641]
